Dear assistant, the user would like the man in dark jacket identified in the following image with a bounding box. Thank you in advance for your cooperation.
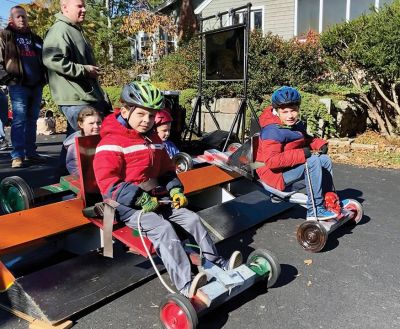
[0,6,47,168]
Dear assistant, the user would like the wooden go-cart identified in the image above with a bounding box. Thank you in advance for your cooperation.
[0,135,291,328]
[227,134,364,252]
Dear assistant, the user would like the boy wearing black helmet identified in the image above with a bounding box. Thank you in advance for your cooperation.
[256,86,336,221]
[93,81,241,298]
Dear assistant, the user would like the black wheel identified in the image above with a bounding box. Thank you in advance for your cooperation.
[0,176,34,214]
[226,142,242,153]
[246,249,281,288]
[297,221,328,253]
[159,293,198,329]
[343,199,363,224]
[172,152,194,173]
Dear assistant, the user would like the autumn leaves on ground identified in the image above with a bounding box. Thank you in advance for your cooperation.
[329,131,400,169]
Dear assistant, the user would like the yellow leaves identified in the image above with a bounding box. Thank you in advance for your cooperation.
[121,11,177,36]
[304,259,313,266]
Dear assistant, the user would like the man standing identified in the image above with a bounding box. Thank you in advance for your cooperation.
[43,0,110,136]
[0,6,46,168]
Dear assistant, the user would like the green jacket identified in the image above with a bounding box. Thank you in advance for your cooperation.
[43,13,104,105]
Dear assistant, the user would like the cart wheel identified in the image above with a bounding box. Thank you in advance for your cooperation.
[297,221,328,253]
[226,142,242,153]
[159,293,198,329]
[0,176,34,214]
[246,249,281,288]
[343,199,363,224]
[172,152,193,173]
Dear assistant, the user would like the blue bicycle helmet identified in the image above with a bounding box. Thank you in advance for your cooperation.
[271,86,301,108]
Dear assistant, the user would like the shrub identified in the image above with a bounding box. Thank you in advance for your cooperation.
[103,86,122,108]
[41,85,58,114]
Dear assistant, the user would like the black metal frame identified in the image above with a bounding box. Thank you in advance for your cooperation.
[183,2,260,149]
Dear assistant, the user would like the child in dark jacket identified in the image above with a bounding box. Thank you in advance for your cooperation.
[256,86,336,221]
[93,82,241,298]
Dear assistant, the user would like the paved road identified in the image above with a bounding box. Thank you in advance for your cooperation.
[0,134,399,329]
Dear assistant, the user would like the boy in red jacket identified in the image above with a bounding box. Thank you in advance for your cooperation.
[93,82,241,298]
[256,86,336,221]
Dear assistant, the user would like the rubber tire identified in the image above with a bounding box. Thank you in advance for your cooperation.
[246,248,281,288]
[159,293,198,329]
[0,176,35,214]
[172,152,194,173]
[296,221,328,253]
[343,199,363,224]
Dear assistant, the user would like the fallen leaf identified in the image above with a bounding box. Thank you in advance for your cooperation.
[307,280,312,286]
[304,259,313,266]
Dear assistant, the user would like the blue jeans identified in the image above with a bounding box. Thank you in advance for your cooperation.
[8,85,43,159]
[282,154,333,210]
[0,89,8,139]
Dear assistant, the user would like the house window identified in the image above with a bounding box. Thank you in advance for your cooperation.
[253,10,263,30]
[323,0,347,30]
[297,0,320,36]
[296,0,393,36]
[350,0,375,19]
[231,8,263,31]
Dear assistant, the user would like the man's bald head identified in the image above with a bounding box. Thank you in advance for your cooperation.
[60,0,86,24]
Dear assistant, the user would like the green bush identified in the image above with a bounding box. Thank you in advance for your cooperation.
[41,85,58,114]
[152,38,199,90]
[103,86,122,108]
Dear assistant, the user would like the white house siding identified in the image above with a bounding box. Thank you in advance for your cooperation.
[265,0,295,39]
[199,0,295,39]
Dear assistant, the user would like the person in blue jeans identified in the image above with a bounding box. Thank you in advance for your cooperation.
[0,6,46,168]
[256,86,336,221]
[0,87,10,150]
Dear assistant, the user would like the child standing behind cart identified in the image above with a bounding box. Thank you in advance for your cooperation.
[93,81,241,298]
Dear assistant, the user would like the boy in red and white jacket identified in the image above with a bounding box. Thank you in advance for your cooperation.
[94,82,241,298]
[256,86,336,221]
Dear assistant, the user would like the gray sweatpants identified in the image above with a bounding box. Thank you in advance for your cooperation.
[125,207,218,291]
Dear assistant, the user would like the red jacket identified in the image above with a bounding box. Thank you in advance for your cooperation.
[93,111,182,221]
[255,106,327,191]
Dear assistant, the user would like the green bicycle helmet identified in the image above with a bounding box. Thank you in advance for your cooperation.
[121,81,164,110]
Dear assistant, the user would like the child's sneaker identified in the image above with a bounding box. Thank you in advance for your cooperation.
[180,271,207,298]
[214,251,243,271]
[306,206,337,221]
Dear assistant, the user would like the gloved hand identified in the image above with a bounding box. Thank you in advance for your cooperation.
[169,187,188,209]
[135,191,159,213]
[319,144,328,154]
[303,147,311,159]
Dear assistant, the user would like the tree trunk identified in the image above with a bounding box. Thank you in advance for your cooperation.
[178,0,198,42]
[351,75,391,135]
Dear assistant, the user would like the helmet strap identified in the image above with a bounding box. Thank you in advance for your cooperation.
[126,106,136,123]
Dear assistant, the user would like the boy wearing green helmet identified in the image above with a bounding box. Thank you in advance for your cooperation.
[93,81,241,298]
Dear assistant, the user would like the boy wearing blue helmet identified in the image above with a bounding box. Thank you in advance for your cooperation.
[256,86,336,221]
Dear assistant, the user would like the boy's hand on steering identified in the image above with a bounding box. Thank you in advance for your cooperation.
[135,191,159,213]
[170,188,188,209]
